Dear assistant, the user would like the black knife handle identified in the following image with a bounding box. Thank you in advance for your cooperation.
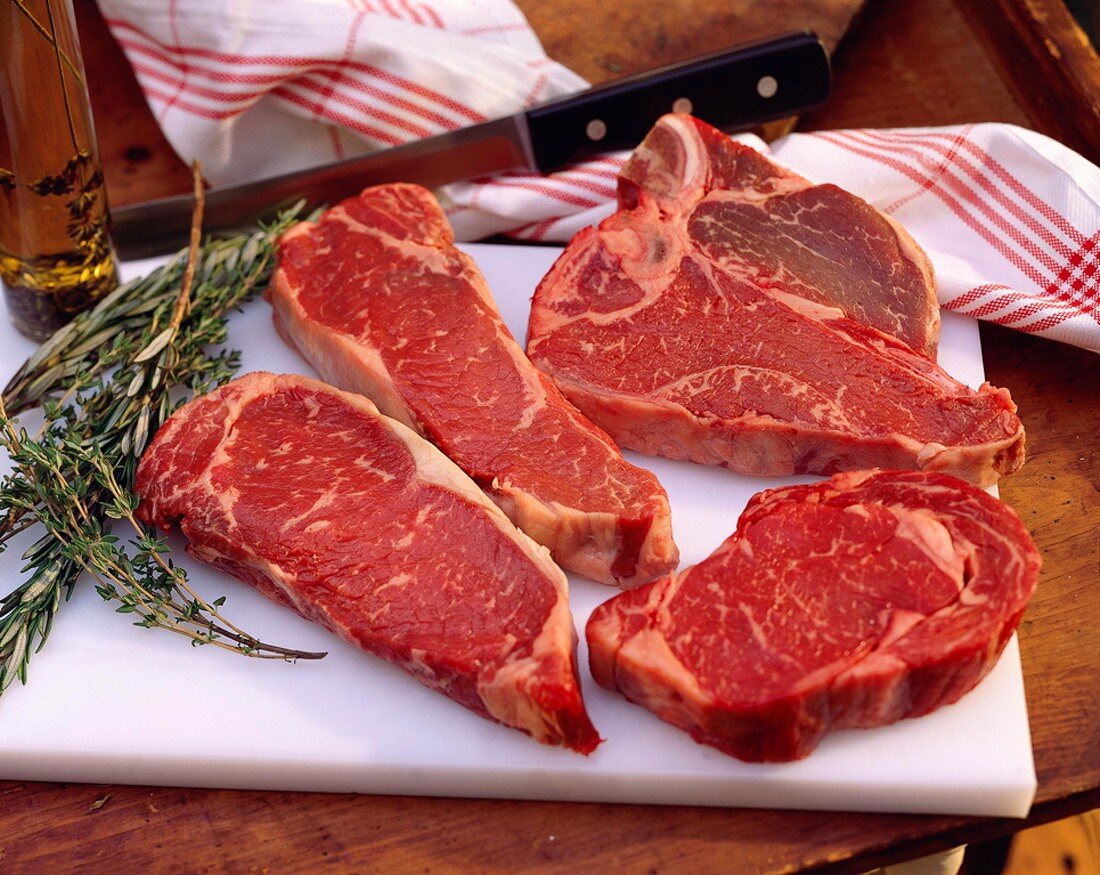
[524,31,830,173]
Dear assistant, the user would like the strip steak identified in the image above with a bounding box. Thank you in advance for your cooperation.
[527,115,1025,487]
[269,183,677,588]
[587,470,1041,762]
[136,372,600,753]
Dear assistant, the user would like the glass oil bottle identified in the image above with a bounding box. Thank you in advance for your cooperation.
[0,0,118,341]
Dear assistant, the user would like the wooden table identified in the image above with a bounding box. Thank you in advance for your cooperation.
[4,0,1097,871]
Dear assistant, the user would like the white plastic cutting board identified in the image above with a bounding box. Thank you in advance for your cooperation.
[0,243,1036,817]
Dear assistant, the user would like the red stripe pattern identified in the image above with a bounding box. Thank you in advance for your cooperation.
[101,1,1100,352]
[100,1,585,180]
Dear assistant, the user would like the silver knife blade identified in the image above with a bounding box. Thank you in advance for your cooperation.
[110,113,534,259]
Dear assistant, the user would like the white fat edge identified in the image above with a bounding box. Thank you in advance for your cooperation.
[889,505,968,589]
[301,202,552,434]
[268,265,422,434]
[615,627,717,718]
[766,287,849,323]
[660,113,709,203]
[326,202,458,278]
[373,406,579,725]
[495,483,629,586]
[278,218,319,246]
[878,432,1018,489]
[384,409,568,593]
[701,167,811,206]
[917,432,1024,489]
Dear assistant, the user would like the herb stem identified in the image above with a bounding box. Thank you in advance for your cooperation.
[170,162,205,334]
[0,199,323,691]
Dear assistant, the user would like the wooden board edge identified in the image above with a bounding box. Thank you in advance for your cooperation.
[956,0,1100,162]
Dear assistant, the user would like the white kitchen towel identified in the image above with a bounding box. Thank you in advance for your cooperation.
[99,0,1100,352]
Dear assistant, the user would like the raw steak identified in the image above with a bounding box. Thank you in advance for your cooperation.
[587,470,1041,762]
[527,116,1025,487]
[618,114,940,356]
[136,372,600,753]
[269,183,677,588]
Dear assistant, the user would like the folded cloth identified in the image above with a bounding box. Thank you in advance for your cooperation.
[100,0,1100,353]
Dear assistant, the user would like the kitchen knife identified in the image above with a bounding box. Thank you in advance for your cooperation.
[111,30,831,258]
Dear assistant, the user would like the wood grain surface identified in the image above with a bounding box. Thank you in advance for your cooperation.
[518,0,863,79]
[956,0,1100,163]
[0,1,1096,873]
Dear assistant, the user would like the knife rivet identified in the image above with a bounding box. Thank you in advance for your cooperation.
[672,97,693,114]
[586,119,607,141]
[757,75,778,98]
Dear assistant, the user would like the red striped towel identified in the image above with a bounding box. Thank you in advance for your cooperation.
[100,0,1100,352]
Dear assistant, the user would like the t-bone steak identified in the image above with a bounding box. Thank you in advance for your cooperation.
[269,183,677,588]
[136,372,600,753]
[587,470,1041,762]
[527,114,1025,487]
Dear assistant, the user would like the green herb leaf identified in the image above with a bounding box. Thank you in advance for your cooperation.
[0,203,325,694]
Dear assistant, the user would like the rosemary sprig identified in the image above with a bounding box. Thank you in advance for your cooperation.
[0,184,324,692]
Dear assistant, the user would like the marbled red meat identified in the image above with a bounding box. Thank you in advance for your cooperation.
[136,372,600,753]
[587,470,1040,762]
[269,184,677,588]
[617,113,940,355]
[527,115,1025,487]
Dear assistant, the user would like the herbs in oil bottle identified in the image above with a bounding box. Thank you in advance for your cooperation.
[0,0,118,341]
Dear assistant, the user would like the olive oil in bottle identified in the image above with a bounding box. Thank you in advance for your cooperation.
[0,0,118,342]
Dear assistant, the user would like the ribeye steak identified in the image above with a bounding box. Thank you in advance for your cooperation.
[587,470,1041,762]
[527,115,1025,487]
[136,372,600,753]
[269,183,677,588]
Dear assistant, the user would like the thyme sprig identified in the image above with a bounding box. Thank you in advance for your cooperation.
[0,184,324,692]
